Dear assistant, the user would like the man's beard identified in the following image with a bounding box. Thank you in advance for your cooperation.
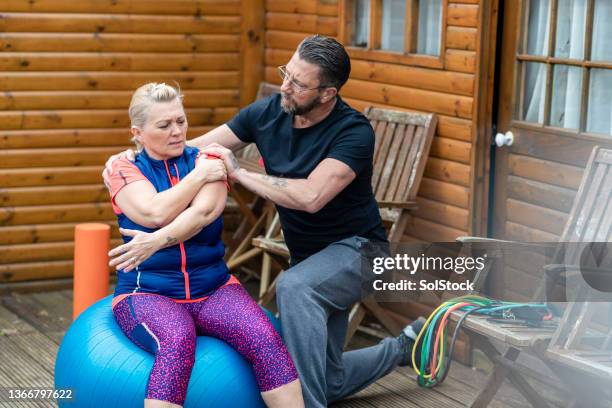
[280,93,322,115]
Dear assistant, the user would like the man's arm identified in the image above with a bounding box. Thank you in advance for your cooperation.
[204,143,356,213]
[109,181,227,272]
[234,158,355,213]
[186,124,247,152]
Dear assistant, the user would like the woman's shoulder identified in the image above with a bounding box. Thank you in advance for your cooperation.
[184,145,200,157]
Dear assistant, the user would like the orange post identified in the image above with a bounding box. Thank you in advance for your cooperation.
[73,223,111,319]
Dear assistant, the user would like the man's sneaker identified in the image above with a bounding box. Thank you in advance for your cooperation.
[397,317,426,367]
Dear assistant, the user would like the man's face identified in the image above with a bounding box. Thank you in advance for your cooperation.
[280,53,325,115]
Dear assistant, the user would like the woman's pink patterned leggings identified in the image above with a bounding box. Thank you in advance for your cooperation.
[112,282,298,405]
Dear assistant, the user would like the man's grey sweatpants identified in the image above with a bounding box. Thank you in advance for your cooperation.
[276,236,402,408]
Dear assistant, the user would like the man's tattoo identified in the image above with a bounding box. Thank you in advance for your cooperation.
[165,236,178,247]
[262,175,288,188]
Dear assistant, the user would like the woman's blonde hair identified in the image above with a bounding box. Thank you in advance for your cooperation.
[128,82,184,150]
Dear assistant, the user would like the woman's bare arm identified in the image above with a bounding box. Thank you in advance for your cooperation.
[112,158,226,228]
[109,181,228,271]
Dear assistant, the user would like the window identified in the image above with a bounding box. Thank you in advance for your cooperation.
[341,0,445,67]
[519,0,612,136]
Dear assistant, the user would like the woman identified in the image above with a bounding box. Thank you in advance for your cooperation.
[105,83,304,408]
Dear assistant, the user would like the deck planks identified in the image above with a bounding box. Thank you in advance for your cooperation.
[0,289,538,408]
[0,318,57,407]
[1,292,69,344]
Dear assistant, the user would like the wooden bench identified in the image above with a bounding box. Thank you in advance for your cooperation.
[253,107,438,343]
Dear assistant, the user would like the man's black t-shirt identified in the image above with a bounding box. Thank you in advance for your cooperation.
[227,94,387,263]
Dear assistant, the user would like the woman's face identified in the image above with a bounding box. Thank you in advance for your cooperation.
[132,98,188,160]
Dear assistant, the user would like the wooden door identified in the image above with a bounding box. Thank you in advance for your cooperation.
[493,0,612,243]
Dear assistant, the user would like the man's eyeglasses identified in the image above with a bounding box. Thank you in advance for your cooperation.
[277,65,327,93]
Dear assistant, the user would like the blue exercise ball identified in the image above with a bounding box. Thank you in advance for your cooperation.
[55,295,280,407]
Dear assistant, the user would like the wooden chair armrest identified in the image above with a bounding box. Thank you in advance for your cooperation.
[252,236,290,269]
[544,264,612,273]
[377,200,418,210]
[456,236,557,257]
[456,236,515,244]
[252,236,290,257]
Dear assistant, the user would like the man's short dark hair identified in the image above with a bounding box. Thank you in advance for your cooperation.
[297,35,351,91]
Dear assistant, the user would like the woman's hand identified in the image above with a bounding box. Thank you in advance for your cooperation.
[196,154,228,183]
[108,228,165,272]
[102,149,137,189]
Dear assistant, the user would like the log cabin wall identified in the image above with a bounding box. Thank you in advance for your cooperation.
[262,0,479,243]
[0,0,488,289]
[0,0,242,283]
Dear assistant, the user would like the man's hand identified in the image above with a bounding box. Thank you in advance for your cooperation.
[108,228,165,272]
[102,149,137,190]
[201,143,241,180]
[104,149,136,172]
[196,155,227,183]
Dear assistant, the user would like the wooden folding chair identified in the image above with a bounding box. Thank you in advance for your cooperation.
[542,148,612,408]
[225,83,280,274]
[450,146,612,408]
[253,107,438,342]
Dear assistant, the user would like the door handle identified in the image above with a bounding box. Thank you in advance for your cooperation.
[495,131,514,147]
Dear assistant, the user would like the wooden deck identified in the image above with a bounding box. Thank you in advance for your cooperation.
[0,289,539,408]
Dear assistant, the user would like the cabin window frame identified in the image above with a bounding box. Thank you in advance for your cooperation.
[515,0,612,139]
[339,0,447,70]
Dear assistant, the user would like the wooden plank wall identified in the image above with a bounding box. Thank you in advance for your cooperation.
[0,0,242,283]
[262,0,479,243]
[496,133,597,303]
[503,139,585,243]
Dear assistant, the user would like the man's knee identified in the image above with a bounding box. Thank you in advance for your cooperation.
[277,269,320,310]
[276,270,301,299]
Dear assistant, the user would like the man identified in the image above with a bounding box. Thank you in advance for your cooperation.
[106,35,423,407]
